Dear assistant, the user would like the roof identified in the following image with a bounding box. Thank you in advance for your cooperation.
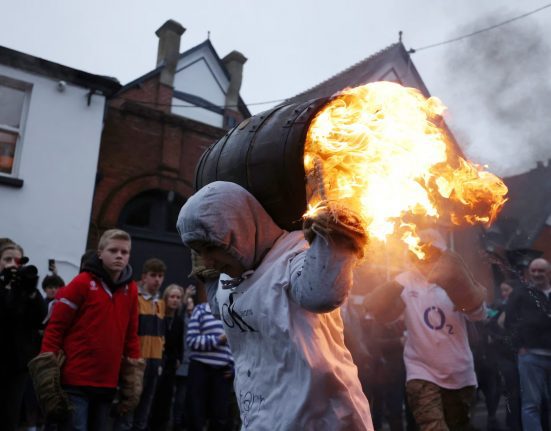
[0,45,121,96]
[486,161,551,249]
[286,42,431,104]
[118,39,250,117]
[284,41,464,158]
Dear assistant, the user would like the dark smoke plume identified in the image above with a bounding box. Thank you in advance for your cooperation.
[444,10,551,176]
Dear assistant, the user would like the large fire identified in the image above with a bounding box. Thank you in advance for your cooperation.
[303,82,508,259]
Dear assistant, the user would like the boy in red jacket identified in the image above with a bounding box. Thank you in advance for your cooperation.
[29,229,144,430]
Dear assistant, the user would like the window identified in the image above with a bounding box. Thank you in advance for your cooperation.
[0,78,30,177]
[119,189,186,241]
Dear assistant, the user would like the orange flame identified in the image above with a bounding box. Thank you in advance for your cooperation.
[303,82,508,259]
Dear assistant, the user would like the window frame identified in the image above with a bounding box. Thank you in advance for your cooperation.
[0,74,32,183]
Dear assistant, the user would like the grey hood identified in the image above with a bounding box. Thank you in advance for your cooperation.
[177,181,285,271]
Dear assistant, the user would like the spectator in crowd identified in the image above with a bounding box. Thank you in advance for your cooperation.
[369,319,406,431]
[506,257,551,431]
[150,284,185,431]
[42,274,65,305]
[485,280,522,431]
[177,181,373,430]
[185,281,234,431]
[172,286,196,431]
[30,229,143,430]
[115,257,167,431]
[0,238,45,431]
[364,229,486,431]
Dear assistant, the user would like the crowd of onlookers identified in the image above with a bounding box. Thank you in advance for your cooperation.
[1,226,550,431]
[0,232,240,431]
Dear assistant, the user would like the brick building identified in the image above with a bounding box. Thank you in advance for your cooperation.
[484,159,551,284]
[87,20,250,284]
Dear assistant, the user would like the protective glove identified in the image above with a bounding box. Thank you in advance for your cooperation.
[427,250,486,313]
[27,351,72,422]
[303,201,368,258]
[189,250,220,281]
[363,280,405,323]
[113,357,146,416]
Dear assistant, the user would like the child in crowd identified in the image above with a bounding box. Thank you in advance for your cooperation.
[150,284,185,431]
[30,229,143,431]
[114,257,167,431]
[42,274,65,305]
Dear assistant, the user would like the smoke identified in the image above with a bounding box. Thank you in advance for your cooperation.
[443,10,551,176]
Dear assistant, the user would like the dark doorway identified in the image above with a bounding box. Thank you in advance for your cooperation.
[118,189,193,289]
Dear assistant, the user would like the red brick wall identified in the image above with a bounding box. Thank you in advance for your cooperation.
[87,75,226,248]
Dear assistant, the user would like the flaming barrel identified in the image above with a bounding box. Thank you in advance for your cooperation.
[195,97,329,231]
[196,82,508,256]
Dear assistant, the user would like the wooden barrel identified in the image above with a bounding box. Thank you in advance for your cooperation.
[195,97,329,231]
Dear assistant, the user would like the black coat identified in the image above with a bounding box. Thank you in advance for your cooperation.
[0,281,46,373]
[506,285,551,351]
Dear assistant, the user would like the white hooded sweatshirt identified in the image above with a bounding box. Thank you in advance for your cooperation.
[178,182,372,431]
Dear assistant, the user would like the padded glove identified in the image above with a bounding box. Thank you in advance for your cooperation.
[427,250,486,313]
[189,250,220,281]
[363,280,405,322]
[114,357,146,416]
[28,351,72,421]
[303,201,368,257]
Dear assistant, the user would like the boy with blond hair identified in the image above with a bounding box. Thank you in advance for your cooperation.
[29,229,144,430]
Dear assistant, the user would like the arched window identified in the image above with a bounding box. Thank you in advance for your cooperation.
[119,190,185,242]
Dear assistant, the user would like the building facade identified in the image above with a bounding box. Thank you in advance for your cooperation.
[0,45,119,282]
[88,20,250,285]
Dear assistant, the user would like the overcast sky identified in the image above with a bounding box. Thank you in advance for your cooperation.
[2,0,550,176]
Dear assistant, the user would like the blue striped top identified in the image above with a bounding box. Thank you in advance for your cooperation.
[186,303,233,368]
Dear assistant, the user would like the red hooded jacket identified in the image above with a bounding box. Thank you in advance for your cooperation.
[41,264,140,389]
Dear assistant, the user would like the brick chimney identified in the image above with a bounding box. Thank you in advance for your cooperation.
[222,50,247,110]
[156,20,185,87]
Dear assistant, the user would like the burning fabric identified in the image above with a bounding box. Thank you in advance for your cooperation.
[303,82,508,259]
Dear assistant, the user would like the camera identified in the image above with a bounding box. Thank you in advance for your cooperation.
[0,258,39,293]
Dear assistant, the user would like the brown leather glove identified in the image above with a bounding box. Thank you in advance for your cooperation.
[114,357,146,416]
[28,351,72,421]
[363,280,405,323]
[189,250,220,281]
[427,250,486,313]
[303,201,368,257]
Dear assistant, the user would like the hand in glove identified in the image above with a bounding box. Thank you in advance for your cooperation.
[113,357,146,416]
[427,250,486,313]
[303,201,368,257]
[28,351,72,422]
[363,280,405,323]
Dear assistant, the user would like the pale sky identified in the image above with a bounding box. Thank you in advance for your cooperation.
[2,0,550,176]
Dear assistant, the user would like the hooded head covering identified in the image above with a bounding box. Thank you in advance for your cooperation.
[177,181,284,271]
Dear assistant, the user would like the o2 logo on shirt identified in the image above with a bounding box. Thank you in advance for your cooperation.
[423,306,454,334]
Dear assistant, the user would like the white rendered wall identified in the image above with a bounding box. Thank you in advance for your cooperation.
[0,64,106,285]
[171,45,228,127]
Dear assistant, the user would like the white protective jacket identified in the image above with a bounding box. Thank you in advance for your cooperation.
[178,181,372,431]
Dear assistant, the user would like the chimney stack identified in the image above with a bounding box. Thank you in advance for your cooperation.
[156,20,185,87]
[222,51,247,109]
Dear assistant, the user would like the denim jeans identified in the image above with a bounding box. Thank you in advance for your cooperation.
[58,389,111,431]
[518,352,551,431]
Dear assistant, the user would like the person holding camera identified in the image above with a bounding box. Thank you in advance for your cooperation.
[0,238,46,431]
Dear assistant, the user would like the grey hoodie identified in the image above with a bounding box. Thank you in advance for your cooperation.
[177,181,373,430]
